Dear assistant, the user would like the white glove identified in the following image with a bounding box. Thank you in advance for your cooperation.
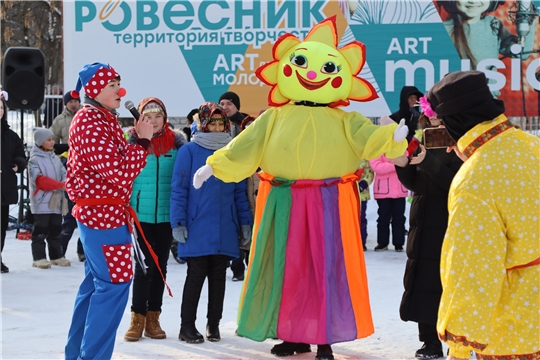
[394,118,409,142]
[193,164,214,189]
[173,226,188,244]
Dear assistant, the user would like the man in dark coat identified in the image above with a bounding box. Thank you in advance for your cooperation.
[389,86,423,142]
[1,95,28,273]
[219,91,250,140]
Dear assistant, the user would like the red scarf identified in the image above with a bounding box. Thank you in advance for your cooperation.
[149,124,175,156]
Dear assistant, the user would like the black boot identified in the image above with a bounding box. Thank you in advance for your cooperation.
[316,344,334,360]
[206,323,220,342]
[178,323,204,344]
[270,342,311,357]
[415,341,443,359]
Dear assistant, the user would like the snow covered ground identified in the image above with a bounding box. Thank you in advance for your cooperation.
[0,196,451,360]
[0,111,447,359]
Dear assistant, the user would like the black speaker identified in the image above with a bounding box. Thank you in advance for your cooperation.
[2,47,45,110]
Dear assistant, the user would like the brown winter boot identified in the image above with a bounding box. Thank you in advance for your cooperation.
[144,310,166,339]
[124,312,145,342]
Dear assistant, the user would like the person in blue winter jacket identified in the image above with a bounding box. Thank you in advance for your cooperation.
[170,101,253,345]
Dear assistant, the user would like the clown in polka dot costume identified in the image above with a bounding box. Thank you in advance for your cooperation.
[64,62,154,360]
[426,71,540,360]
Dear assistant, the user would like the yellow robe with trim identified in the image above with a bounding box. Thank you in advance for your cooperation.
[207,104,407,181]
[438,115,540,359]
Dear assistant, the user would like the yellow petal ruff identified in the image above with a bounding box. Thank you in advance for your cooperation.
[304,16,338,47]
[268,86,289,106]
[339,41,364,76]
[349,77,377,102]
[257,61,279,86]
[274,35,301,61]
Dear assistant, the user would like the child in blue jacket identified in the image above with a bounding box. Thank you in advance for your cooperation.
[170,101,253,344]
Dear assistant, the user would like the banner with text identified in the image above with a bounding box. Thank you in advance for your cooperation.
[64,0,540,118]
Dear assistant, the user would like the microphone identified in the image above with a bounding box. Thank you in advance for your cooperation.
[124,100,140,121]
[514,0,534,48]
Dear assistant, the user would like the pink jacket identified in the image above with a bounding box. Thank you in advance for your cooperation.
[369,154,408,200]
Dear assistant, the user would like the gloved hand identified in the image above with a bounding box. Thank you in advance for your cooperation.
[358,180,369,192]
[193,164,214,189]
[173,226,188,244]
[394,118,409,142]
[241,224,252,246]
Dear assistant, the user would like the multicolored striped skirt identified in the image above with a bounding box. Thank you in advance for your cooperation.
[237,171,374,345]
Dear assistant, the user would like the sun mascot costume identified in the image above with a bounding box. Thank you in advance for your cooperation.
[193,16,408,360]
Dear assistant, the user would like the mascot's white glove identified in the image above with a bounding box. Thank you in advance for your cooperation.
[394,118,409,142]
[193,164,214,189]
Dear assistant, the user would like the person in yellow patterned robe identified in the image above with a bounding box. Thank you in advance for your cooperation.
[426,70,540,360]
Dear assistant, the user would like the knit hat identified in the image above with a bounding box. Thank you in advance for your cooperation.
[427,70,504,141]
[70,62,125,100]
[186,108,199,123]
[198,102,230,132]
[218,91,240,111]
[137,97,168,122]
[34,128,54,147]
[63,91,80,105]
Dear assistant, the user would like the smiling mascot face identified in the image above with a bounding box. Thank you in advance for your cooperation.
[256,16,378,108]
[278,41,352,104]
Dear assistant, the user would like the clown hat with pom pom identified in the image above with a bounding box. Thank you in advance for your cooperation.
[70,62,125,100]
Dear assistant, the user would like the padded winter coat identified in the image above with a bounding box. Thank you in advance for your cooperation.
[1,119,27,205]
[50,106,80,144]
[369,154,408,200]
[128,130,187,224]
[389,86,423,142]
[28,146,66,214]
[130,148,177,224]
[396,147,462,325]
[170,142,253,259]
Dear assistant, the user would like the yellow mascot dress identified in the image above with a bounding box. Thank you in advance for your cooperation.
[194,16,408,352]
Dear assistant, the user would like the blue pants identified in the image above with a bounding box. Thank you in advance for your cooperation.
[65,222,132,360]
[376,198,406,247]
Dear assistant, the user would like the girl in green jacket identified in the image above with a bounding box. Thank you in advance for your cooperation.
[124,97,187,342]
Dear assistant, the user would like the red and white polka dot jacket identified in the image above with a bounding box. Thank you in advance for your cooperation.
[66,104,147,230]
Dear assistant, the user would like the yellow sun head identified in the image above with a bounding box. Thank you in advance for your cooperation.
[256,16,378,107]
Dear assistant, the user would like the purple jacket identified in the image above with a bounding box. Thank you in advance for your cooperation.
[369,154,408,200]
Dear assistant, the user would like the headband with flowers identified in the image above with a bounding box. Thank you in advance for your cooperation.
[418,95,437,118]
[0,91,8,101]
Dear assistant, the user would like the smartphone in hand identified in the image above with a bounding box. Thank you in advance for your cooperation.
[407,137,420,157]
[423,127,456,148]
